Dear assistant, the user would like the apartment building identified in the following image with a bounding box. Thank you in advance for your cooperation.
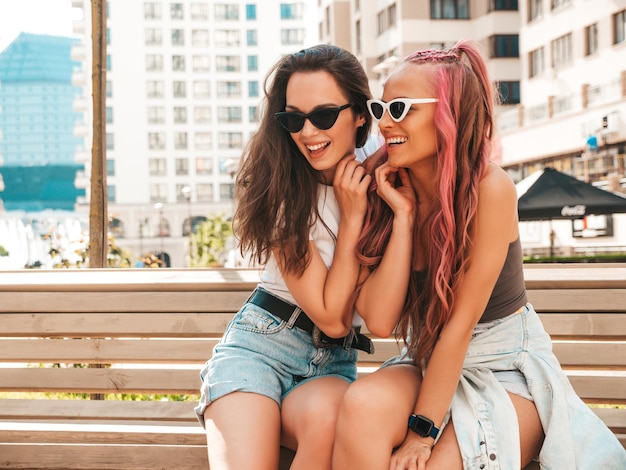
[70,0,316,266]
[316,0,626,255]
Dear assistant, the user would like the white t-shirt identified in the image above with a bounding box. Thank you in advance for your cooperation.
[260,184,363,327]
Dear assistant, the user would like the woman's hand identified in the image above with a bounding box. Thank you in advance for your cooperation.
[389,434,433,470]
[333,155,371,222]
[375,161,416,217]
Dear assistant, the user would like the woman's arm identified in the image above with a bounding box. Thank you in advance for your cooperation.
[355,162,416,337]
[393,166,520,467]
[278,155,371,338]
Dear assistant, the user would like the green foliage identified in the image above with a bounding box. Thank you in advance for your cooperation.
[0,245,8,256]
[189,213,234,267]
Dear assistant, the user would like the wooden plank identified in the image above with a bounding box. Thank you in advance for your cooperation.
[0,313,234,337]
[0,368,201,395]
[551,341,626,367]
[566,371,626,402]
[523,265,626,289]
[0,443,209,470]
[0,268,261,292]
[527,289,626,312]
[0,338,219,364]
[0,291,251,313]
[539,313,626,338]
[0,399,198,423]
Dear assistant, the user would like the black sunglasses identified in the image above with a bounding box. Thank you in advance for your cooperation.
[274,103,352,133]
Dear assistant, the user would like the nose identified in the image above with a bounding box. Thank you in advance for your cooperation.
[300,117,318,135]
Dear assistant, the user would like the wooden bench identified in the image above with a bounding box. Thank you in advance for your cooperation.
[0,265,624,469]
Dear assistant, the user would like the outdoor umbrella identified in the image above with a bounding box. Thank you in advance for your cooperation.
[516,167,626,221]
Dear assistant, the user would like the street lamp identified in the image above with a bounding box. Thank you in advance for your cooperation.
[154,202,165,267]
[180,185,192,266]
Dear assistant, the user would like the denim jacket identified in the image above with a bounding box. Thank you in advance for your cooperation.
[449,304,626,469]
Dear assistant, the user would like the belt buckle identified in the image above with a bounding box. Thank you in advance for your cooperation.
[312,325,338,349]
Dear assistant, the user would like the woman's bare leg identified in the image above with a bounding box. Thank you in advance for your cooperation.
[425,392,544,470]
[332,365,421,470]
[281,376,351,470]
[204,392,281,470]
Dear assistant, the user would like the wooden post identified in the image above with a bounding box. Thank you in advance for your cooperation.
[89,0,108,269]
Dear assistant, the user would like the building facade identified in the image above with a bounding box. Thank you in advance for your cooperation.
[70,0,317,266]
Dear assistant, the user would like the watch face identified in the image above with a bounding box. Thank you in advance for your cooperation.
[409,414,435,437]
[413,417,433,436]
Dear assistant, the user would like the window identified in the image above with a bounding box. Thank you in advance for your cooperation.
[216,55,240,72]
[196,158,213,175]
[145,28,162,45]
[216,4,239,20]
[550,0,570,10]
[144,2,162,19]
[149,184,167,203]
[197,183,213,202]
[146,80,164,98]
[190,3,208,20]
[355,20,362,55]
[192,55,210,72]
[148,132,166,150]
[173,107,187,124]
[148,106,166,124]
[173,81,186,98]
[585,23,598,56]
[496,81,520,104]
[220,183,234,200]
[107,54,112,71]
[247,55,258,71]
[551,33,572,69]
[106,80,113,97]
[248,81,259,97]
[529,47,544,78]
[215,29,240,47]
[217,81,241,97]
[194,107,212,124]
[615,9,626,45]
[377,10,387,35]
[249,106,258,123]
[107,159,115,176]
[247,29,258,46]
[430,0,469,19]
[146,54,163,72]
[218,132,243,149]
[171,3,183,19]
[106,133,114,150]
[175,158,189,176]
[490,0,518,10]
[174,132,188,150]
[528,0,542,22]
[281,28,305,45]
[490,35,519,58]
[106,106,113,124]
[171,29,184,46]
[195,132,212,150]
[280,3,304,19]
[193,81,211,98]
[246,4,256,20]
[149,158,167,176]
[107,185,116,203]
[192,29,209,47]
[388,3,397,28]
[172,55,186,71]
[218,107,242,123]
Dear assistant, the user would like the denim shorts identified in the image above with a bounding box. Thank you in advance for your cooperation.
[194,302,358,427]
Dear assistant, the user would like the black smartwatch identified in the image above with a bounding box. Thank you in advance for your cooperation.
[408,414,439,439]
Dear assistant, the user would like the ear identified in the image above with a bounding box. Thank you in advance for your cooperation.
[356,113,366,128]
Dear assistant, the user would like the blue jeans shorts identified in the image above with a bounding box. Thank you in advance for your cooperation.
[194,302,358,427]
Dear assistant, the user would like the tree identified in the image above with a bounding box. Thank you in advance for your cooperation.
[189,213,233,267]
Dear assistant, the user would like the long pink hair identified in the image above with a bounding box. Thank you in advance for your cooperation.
[358,39,495,369]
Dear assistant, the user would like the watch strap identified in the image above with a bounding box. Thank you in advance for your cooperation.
[408,413,440,439]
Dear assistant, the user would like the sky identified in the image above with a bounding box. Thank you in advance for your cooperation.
[0,0,77,52]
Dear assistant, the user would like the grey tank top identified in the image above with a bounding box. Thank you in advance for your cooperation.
[479,237,528,323]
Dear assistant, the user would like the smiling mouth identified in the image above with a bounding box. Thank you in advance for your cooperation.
[306,142,330,152]
[386,137,407,146]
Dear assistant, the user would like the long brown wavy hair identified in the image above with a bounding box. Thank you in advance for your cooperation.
[357,39,496,369]
[233,45,372,276]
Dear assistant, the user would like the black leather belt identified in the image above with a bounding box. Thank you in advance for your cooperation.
[246,288,374,354]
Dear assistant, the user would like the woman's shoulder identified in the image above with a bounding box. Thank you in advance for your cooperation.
[480,163,516,198]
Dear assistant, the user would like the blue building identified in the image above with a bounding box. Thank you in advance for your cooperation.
[0,33,84,211]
